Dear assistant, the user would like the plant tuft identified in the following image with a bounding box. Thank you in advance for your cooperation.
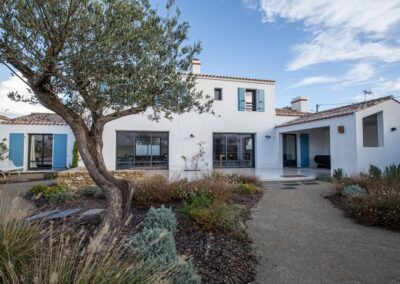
[342,185,366,198]
[143,206,177,233]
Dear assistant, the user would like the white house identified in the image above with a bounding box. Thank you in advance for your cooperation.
[1,60,399,177]
[0,113,74,171]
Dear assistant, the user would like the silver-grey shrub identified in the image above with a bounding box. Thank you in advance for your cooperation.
[144,205,177,232]
[342,185,366,198]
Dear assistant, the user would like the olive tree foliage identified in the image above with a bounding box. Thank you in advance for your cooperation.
[0,0,211,235]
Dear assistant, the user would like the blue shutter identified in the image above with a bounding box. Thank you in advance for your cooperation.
[300,134,310,167]
[9,133,24,168]
[238,88,245,111]
[53,134,68,170]
[256,89,265,112]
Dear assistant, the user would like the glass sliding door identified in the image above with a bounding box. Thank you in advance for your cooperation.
[28,134,53,170]
[213,133,255,168]
[116,131,168,170]
[283,134,297,167]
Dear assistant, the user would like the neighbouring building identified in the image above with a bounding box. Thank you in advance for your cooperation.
[1,60,399,176]
[0,113,74,171]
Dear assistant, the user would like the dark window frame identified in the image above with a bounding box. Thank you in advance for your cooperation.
[213,132,255,169]
[214,88,223,101]
[115,131,169,170]
[28,133,53,170]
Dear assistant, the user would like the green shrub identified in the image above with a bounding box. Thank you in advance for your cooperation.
[333,168,343,181]
[316,174,333,182]
[83,186,106,199]
[173,259,202,284]
[234,183,261,195]
[28,184,47,195]
[349,195,400,231]
[384,164,400,180]
[342,185,366,198]
[144,206,177,233]
[44,185,70,204]
[43,172,58,180]
[71,141,79,168]
[368,165,382,178]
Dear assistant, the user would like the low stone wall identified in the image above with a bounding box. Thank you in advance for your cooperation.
[57,167,144,191]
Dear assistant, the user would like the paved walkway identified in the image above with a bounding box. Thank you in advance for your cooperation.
[247,180,400,284]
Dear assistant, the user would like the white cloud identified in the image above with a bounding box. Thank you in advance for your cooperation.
[0,73,50,118]
[290,75,339,88]
[254,0,400,70]
[375,77,400,93]
[291,62,375,88]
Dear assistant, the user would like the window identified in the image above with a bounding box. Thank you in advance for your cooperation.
[28,134,53,170]
[116,131,168,169]
[362,112,384,147]
[245,89,256,111]
[213,133,255,168]
[214,88,222,100]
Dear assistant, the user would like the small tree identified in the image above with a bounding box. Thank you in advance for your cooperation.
[0,0,212,240]
[71,141,79,168]
[0,141,8,161]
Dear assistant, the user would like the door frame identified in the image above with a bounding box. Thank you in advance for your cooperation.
[27,133,53,170]
[282,134,297,167]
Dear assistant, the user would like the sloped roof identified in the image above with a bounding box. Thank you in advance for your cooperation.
[197,73,275,84]
[275,108,309,117]
[2,113,67,126]
[276,96,397,128]
[0,115,9,121]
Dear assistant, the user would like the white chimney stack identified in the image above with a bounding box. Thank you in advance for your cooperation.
[291,96,308,112]
[192,59,201,74]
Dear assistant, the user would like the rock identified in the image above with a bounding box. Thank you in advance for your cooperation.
[50,208,81,219]
[237,221,246,231]
[27,209,61,221]
[81,208,105,217]
[79,208,105,224]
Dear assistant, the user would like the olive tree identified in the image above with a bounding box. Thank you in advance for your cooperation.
[0,0,211,238]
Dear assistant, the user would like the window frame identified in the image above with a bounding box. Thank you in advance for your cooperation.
[214,88,223,101]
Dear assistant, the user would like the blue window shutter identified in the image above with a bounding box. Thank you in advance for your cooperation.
[9,133,24,168]
[256,89,265,112]
[53,134,68,170]
[238,88,245,111]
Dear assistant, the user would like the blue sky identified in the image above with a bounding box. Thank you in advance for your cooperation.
[1,0,400,116]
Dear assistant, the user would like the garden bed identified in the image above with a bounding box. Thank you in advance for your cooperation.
[25,173,263,283]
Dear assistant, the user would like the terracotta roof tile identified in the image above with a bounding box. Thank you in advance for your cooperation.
[2,113,67,125]
[275,108,309,117]
[0,115,9,121]
[197,73,275,84]
[276,96,396,128]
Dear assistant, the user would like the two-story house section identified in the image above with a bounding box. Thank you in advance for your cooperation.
[102,60,280,173]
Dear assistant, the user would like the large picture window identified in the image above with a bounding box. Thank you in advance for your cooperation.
[213,133,255,168]
[116,131,168,169]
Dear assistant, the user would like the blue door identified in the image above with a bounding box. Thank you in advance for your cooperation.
[300,134,309,168]
[9,133,24,168]
[53,134,67,170]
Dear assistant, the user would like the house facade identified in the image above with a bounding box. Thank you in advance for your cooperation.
[0,113,74,171]
[1,61,399,176]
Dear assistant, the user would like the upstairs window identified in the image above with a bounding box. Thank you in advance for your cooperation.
[363,112,384,147]
[214,88,222,100]
[245,89,256,111]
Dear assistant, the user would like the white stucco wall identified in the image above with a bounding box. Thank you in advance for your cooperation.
[355,99,400,173]
[0,123,74,171]
[103,77,278,171]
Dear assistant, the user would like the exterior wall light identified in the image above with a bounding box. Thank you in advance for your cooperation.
[190,134,195,138]
[391,127,397,132]
[265,135,272,139]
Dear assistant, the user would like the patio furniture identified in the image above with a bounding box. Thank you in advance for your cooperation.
[314,155,331,169]
[0,159,22,179]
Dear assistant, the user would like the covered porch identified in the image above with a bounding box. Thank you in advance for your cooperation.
[278,126,331,171]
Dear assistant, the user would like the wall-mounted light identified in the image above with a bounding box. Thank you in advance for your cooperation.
[190,134,195,138]
[265,135,272,139]
[391,127,397,132]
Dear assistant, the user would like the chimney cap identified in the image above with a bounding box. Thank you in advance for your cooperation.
[291,96,308,103]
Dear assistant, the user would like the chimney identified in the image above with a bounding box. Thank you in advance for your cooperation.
[291,96,308,112]
[192,59,201,74]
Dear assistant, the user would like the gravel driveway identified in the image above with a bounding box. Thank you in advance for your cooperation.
[247,180,400,284]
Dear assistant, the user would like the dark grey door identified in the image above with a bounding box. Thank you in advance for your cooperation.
[283,134,297,167]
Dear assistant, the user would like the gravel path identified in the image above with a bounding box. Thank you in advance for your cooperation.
[247,180,400,284]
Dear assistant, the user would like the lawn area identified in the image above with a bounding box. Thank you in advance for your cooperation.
[1,172,263,283]
[324,164,400,232]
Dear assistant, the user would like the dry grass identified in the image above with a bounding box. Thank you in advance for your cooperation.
[0,191,181,283]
